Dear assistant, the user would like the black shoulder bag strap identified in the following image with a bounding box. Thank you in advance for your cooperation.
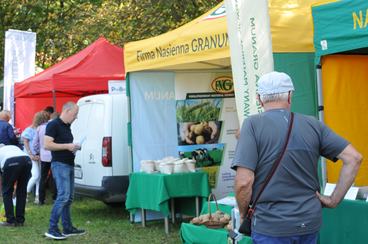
[246,112,294,219]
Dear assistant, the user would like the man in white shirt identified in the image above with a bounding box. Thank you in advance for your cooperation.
[0,144,32,227]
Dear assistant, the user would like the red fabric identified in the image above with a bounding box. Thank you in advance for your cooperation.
[15,96,80,130]
[13,37,125,129]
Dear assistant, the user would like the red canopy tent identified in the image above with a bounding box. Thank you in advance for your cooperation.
[14,37,125,130]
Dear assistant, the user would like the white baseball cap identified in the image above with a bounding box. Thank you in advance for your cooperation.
[257,71,294,96]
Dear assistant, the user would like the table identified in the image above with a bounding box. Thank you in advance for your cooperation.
[320,199,368,244]
[125,171,210,234]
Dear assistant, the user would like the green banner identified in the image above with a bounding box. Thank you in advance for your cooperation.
[312,0,368,62]
[274,53,317,117]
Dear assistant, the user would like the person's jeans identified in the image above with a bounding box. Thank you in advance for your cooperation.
[251,231,318,244]
[49,161,74,232]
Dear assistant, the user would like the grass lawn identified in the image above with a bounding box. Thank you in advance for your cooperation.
[0,196,182,244]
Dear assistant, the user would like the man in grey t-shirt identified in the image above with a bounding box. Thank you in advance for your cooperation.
[232,71,362,243]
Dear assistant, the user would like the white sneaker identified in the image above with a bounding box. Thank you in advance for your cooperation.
[34,196,39,204]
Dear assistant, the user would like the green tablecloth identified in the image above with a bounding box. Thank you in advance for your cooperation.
[320,199,368,244]
[180,223,252,244]
[125,171,210,216]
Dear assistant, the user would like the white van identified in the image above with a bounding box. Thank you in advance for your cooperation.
[71,93,130,203]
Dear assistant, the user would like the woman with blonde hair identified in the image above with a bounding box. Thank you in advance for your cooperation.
[21,111,50,203]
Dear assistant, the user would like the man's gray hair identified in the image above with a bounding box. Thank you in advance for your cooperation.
[62,101,77,111]
[259,92,289,104]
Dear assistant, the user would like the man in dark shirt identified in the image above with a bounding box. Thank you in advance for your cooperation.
[43,102,85,240]
[0,111,17,145]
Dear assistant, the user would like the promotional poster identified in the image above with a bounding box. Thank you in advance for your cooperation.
[130,71,239,198]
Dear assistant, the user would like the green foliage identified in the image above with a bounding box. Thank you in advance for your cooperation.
[0,0,222,78]
[176,99,222,122]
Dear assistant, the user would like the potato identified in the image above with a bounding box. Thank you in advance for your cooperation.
[219,216,228,224]
[211,215,220,222]
[203,213,210,218]
[215,210,224,216]
[191,217,200,224]
[196,135,205,144]
[194,124,204,135]
[202,214,210,222]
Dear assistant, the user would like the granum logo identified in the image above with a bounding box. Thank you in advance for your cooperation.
[211,76,234,94]
[203,4,226,20]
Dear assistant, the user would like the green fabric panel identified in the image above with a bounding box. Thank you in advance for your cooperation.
[125,172,210,216]
[180,223,253,244]
[127,122,132,147]
[238,237,253,244]
[274,53,317,117]
[312,0,368,62]
[126,73,130,97]
[180,223,229,244]
[320,200,368,244]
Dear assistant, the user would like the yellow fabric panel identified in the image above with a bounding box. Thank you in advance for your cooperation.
[124,2,228,72]
[269,0,319,52]
[125,0,321,72]
[322,55,368,186]
[312,0,340,7]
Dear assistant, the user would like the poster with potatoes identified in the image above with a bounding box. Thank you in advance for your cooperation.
[174,72,239,198]
[176,99,223,145]
[130,71,239,199]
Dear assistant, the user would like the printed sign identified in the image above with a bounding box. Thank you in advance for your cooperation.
[108,80,126,94]
[211,76,234,94]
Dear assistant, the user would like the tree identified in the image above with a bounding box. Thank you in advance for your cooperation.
[0,0,222,79]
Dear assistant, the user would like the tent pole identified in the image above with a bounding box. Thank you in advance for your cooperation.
[126,74,133,174]
[52,90,56,111]
[316,64,327,189]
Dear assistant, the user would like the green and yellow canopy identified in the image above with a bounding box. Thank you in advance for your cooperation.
[124,0,326,72]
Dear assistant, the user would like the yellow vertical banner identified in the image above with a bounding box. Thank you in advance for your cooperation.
[322,55,368,186]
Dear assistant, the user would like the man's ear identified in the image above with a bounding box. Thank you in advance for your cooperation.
[257,94,263,107]
[288,91,292,104]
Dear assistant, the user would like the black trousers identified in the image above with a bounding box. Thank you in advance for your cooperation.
[1,156,32,224]
[39,161,57,203]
